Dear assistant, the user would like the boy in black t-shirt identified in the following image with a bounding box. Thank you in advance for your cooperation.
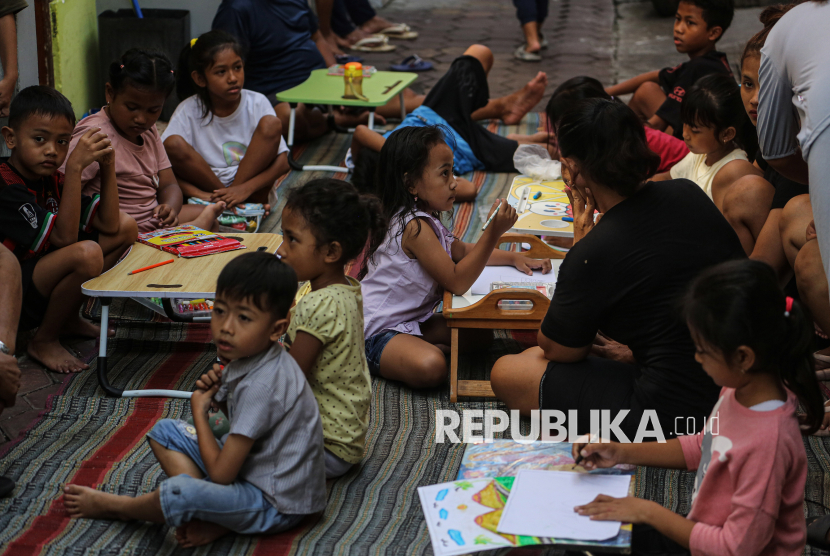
[0,86,136,373]
[606,0,734,139]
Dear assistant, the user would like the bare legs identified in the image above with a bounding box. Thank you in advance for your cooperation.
[490,346,548,415]
[718,174,775,255]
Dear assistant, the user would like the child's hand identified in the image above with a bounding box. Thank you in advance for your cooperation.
[572,439,623,470]
[66,128,113,171]
[195,363,223,392]
[565,184,601,244]
[484,198,518,237]
[575,495,656,524]
[153,204,179,227]
[512,254,552,276]
[191,383,219,416]
[210,185,249,210]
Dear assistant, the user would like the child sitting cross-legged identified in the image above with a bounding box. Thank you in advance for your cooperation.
[64,253,327,548]
[278,178,385,479]
[571,259,822,556]
[0,86,136,373]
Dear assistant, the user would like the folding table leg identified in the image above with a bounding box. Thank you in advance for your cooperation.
[450,328,459,403]
[286,103,303,171]
[368,108,375,131]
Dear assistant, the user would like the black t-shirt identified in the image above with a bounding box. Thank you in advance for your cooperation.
[755,150,809,209]
[657,51,733,139]
[541,179,745,424]
[213,0,326,97]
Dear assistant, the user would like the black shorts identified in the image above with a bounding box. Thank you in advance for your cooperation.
[19,257,49,331]
[423,56,519,173]
[539,356,646,442]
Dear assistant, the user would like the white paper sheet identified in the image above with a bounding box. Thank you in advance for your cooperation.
[497,470,632,541]
[470,261,560,295]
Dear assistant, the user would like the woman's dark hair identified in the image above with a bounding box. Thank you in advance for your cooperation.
[359,125,450,279]
[108,48,176,97]
[216,252,297,318]
[684,259,823,435]
[285,178,386,269]
[545,76,612,129]
[555,98,660,197]
[177,30,246,120]
[351,148,381,196]
[740,4,795,66]
[681,73,759,158]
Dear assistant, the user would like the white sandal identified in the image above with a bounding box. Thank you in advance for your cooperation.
[377,23,418,40]
[350,34,397,52]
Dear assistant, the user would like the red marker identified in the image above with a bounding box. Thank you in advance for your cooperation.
[128,259,175,275]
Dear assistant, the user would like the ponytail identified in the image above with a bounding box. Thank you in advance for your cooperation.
[778,299,823,434]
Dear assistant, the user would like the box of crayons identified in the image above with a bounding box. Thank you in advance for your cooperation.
[137,225,245,258]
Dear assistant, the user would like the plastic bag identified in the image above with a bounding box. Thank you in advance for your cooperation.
[513,144,562,181]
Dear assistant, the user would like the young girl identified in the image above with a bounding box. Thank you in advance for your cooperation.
[60,49,223,233]
[572,259,822,556]
[278,179,385,479]
[359,126,553,389]
[162,30,289,209]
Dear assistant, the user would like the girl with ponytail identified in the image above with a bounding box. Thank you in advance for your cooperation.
[162,30,289,211]
[570,259,820,555]
[277,178,386,479]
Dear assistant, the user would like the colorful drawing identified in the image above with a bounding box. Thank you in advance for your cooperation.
[506,176,574,237]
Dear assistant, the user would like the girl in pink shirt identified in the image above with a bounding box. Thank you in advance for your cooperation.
[572,259,823,556]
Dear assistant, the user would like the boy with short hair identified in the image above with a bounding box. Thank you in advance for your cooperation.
[0,86,136,373]
[64,252,327,549]
[606,0,735,138]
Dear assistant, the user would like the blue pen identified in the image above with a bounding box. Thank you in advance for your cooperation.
[562,217,574,222]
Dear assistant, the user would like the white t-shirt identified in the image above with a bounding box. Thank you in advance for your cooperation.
[161,90,288,187]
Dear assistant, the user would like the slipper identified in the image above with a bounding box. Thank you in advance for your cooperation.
[0,476,14,498]
[335,54,364,64]
[807,515,830,549]
[350,35,396,52]
[390,54,433,72]
[377,23,418,40]
[513,45,542,62]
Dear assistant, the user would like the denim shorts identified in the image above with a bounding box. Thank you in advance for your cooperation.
[147,419,304,534]
[364,330,399,377]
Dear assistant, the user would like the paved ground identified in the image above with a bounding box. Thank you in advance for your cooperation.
[0,0,768,449]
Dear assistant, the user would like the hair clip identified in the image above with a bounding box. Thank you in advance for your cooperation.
[784,296,794,317]
[190,38,198,48]
[119,64,124,69]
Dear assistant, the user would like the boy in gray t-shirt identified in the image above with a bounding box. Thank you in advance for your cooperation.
[64,253,327,548]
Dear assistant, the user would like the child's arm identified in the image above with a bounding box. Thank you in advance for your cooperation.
[192,367,253,484]
[573,438,688,470]
[605,70,660,97]
[353,125,386,154]
[58,128,113,247]
[90,144,120,235]
[405,200,518,295]
[651,171,672,182]
[452,241,553,275]
[286,331,322,377]
[154,168,185,228]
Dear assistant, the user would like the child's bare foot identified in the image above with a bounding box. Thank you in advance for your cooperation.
[502,72,548,125]
[64,485,123,520]
[61,316,115,339]
[27,338,88,374]
[175,520,230,547]
[190,202,226,230]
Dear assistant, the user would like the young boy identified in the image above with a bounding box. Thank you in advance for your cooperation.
[0,86,136,373]
[606,0,734,138]
[64,253,327,548]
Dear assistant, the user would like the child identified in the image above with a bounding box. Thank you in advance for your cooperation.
[0,86,135,373]
[350,44,547,201]
[60,49,224,233]
[162,30,289,209]
[572,259,821,556]
[606,0,734,138]
[359,125,552,389]
[64,252,327,548]
[278,179,385,478]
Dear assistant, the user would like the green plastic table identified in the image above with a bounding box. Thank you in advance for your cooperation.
[275,69,418,172]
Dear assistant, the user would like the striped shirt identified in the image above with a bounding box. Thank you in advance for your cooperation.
[215,342,327,514]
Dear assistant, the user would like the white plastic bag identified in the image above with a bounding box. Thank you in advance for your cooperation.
[513,144,562,181]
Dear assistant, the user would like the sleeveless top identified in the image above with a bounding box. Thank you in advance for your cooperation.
[361,210,454,338]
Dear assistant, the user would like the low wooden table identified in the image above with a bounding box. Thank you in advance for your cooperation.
[443,234,565,402]
[275,69,417,173]
[82,233,283,398]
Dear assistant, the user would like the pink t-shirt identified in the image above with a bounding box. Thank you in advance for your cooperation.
[679,387,807,556]
[60,109,172,232]
[645,125,689,173]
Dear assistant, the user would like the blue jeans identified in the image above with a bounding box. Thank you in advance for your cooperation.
[364,330,399,377]
[147,419,304,534]
[513,0,549,25]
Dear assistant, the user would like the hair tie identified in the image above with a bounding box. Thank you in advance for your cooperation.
[190,38,198,48]
[784,296,794,318]
[119,64,124,69]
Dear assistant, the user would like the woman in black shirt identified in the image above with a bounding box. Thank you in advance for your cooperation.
[491,99,745,441]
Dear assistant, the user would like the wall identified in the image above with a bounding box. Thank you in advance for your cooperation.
[96,0,220,37]
[51,0,100,118]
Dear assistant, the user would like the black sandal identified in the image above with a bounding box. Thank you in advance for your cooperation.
[0,476,14,498]
[807,515,830,549]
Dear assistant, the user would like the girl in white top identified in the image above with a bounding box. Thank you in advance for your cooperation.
[162,30,289,210]
[654,73,760,207]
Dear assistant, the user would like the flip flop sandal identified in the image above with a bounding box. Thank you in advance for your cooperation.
[513,45,542,62]
[0,476,14,498]
[539,32,549,49]
[377,23,418,40]
[390,54,433,72]
[350,35,396,52]
[807,515,830,549]
[335,54,364,64]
